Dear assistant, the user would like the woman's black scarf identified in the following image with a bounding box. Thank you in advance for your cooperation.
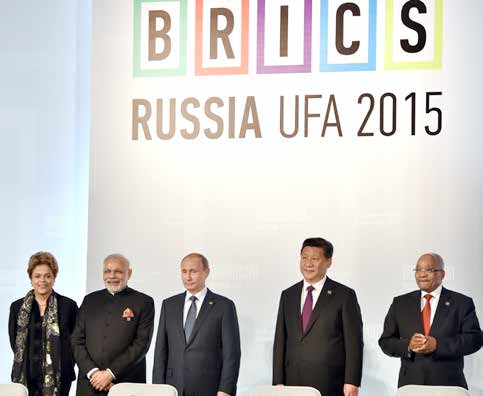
[12,290,62,396]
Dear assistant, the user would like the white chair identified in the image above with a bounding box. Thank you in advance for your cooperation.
[249,385,321,396]
[108,383,178,396]
[0,383,28,396]
[396,385,471,396]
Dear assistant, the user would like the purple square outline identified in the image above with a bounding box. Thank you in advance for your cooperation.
[257,0,312,74]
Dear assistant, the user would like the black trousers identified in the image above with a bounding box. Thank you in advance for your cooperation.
[27,380,72,396]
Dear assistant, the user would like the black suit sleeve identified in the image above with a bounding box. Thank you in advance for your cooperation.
[8,302,19,352]
[342,288,363,386]
[272,293,286,385]
[218,300,241,396]
[378,299,412,359]
[152,300,168,384]
[71,297,98,376]
[109,296,155,377]
[59,297,79,382]
[66,299,79,334]
[433,298,482,360]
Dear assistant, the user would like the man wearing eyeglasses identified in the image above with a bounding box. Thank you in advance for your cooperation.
[379,253,482,389]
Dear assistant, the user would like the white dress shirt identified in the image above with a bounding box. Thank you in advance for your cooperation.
[300,276,327,312]
[421,284,443,326]
[183,287,207,326]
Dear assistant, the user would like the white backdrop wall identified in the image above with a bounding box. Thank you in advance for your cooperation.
[87,1,483,396]
[0,1,91,393]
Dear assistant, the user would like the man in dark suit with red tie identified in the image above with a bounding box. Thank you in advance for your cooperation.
[379,253,482,388]
[273,238,363,396]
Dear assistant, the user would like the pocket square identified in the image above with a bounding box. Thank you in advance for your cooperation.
[122,308,135,321]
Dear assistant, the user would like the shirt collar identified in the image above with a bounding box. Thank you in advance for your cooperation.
[421,284,443,299]
[185,286,207,302]
[303,276,327,291]
[107,286,129,296]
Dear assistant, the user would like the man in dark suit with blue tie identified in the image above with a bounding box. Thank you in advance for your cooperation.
[153,253,241,396]
[273,237,363,396]
[379,253,482,388]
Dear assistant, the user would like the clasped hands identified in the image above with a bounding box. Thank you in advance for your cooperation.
[409,333,437,354]
[90,370,114,391]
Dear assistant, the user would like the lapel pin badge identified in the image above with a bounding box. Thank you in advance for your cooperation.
[209,301,214,305]
[327,290,332,295]
[445,301,450,306]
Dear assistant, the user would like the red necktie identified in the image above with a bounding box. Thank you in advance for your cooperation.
[302,286,315,332]
[422,294,433,336]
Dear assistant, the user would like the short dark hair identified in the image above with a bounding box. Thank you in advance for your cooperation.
[300,238,333,259]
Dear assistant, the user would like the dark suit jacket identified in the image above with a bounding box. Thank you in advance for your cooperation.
[152,289,241,396]
[379,287,482,388]
[71,287,155,396]
[9,292,78,396]
[273,278,363,396]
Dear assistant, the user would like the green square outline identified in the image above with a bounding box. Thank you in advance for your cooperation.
[385,0,443,70]
[133,0,187,77]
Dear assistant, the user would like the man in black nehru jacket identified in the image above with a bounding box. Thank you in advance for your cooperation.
[71,254,154,395]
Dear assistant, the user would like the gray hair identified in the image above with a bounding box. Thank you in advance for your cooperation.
[103,253,130,268]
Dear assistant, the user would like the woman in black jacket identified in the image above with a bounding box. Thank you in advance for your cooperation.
[9,251,78,396]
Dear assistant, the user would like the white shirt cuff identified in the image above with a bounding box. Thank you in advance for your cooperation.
[87,368,99,379]
[107,368,116,380]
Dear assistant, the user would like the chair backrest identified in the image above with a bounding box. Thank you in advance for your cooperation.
[249,385,321,396]
[0,383,28,396]
[396,385,471,396]
[108,383,178,396]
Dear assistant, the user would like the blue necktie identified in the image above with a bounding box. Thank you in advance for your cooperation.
[184,296,197,342]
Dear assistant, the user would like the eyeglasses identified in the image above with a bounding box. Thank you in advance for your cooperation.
[413,268,444,274]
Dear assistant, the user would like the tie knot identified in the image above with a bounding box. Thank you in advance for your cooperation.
[424,294,433,301]
[307,285,315,293]
[190,296,197,302]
